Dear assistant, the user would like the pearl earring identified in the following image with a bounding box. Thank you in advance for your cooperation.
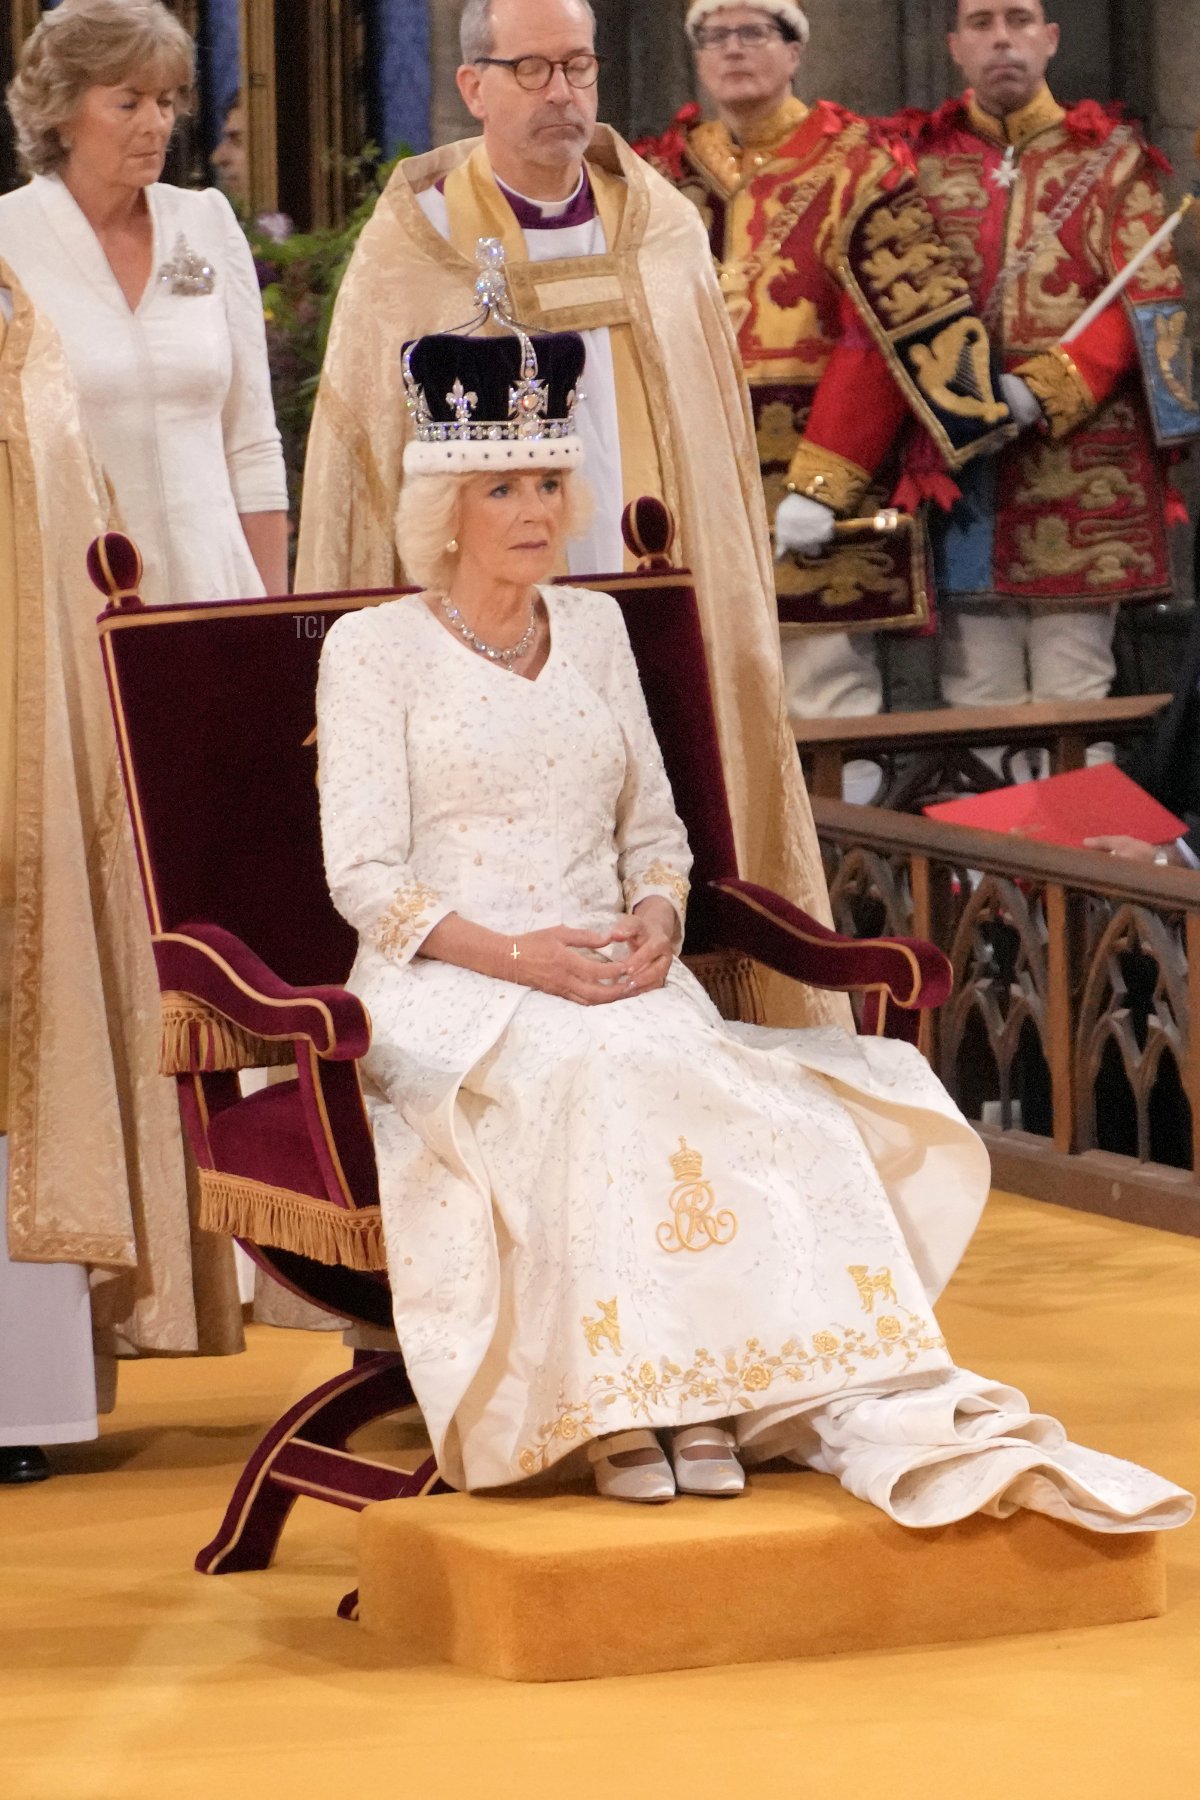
[445,538,459,554]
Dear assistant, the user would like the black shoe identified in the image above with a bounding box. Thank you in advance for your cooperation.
[0,1446,51,1484]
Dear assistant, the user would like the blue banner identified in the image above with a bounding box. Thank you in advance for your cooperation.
[367,0,432,158]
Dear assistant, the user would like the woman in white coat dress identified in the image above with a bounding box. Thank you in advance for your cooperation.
[0,0,288,605]
[315,322,1192,1527]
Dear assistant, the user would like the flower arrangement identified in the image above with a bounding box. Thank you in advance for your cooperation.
[239,145,408,516]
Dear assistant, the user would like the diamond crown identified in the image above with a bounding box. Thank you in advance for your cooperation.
[402,238,580,446]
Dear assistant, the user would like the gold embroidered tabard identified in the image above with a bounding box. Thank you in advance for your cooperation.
[899,86,1196,606]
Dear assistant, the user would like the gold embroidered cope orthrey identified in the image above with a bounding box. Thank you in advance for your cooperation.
[656,1137,738,1254]
[517,1312,948,1474]
[374,881,442,959]
[581,1297,622,1357]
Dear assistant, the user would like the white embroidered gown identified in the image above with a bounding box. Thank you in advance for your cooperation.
[317,587,1192,1531]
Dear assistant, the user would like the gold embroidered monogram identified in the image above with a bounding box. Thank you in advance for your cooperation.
[656,1138,738,1254]
[517,1315,948,1474]
[374,881,442,959]
[582,1298,622,1357]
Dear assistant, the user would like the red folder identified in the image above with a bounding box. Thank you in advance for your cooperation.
[924,762,1186,848]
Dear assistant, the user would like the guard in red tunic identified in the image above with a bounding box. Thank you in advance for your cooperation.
[887,0,1199,715]
[636,2,1015,757]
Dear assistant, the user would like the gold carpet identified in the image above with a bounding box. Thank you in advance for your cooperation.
[2,1192,1198,1800]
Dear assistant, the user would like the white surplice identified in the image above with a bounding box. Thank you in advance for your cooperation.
[0,175,286,606]
[316,586,1192,1531]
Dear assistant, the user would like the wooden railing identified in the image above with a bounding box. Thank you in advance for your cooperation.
[797,695,1170,810]
[813,797,1200,1237]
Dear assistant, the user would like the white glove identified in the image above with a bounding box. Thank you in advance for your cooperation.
[1000,372,1045,433]
[774,491,837,559]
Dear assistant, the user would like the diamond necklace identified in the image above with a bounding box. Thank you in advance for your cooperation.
[440,592,539,669]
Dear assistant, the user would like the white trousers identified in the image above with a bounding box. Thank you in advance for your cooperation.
[938,605,1118,709]
[783,631,883,805]
[0,1137,99,1446]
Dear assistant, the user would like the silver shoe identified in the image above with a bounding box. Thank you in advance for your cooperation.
[671,1423,746,1497]
[589,1429,676,1503]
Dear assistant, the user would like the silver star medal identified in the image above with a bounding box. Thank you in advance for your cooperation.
[990,145,1019,192]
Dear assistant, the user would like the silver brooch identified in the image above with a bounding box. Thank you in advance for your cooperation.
[157,233,216,296]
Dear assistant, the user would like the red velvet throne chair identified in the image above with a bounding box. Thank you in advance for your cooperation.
[91,501,950,1593]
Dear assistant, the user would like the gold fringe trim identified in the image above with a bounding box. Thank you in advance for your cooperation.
[160,991,298,1076]
[684,951,768,1025]
[197,1169,387,1272]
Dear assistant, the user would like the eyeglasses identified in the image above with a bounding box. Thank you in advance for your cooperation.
[694,23,785,50]
[475,54,602,91]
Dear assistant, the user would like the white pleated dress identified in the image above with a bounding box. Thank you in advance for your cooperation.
[316,587,1192,1531]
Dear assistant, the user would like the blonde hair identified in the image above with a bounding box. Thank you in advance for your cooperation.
[395,468,595,591]
[8,0,195,178]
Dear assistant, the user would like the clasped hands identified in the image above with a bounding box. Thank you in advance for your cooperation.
[506,903,676,1007]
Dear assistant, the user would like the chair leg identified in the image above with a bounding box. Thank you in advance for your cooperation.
[196,1352,446,1574]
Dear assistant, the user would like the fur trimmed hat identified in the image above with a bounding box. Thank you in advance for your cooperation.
[685,0,810,47]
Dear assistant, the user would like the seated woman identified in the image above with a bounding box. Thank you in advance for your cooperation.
[316,320,1191,1528]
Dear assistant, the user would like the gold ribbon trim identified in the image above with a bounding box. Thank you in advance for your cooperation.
[197,1169,386,1272]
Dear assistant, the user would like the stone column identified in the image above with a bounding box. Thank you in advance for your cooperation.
[428,0,474,147]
